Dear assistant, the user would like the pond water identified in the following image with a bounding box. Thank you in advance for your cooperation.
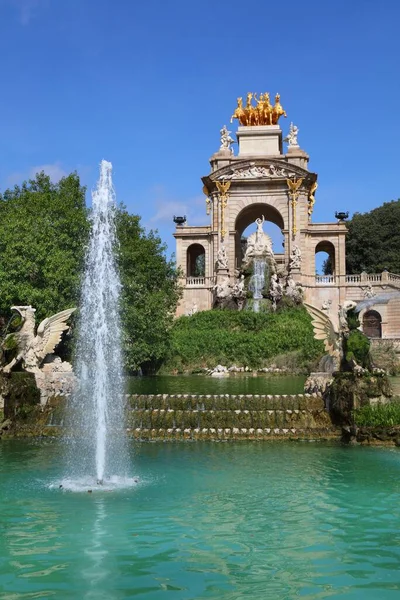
[1,440,400,599]
[127,375,306,396]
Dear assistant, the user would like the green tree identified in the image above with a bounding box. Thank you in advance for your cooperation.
[0,173,181,372]
[0,172,89,324]
[116,209,182,373]
[345,200,400,274]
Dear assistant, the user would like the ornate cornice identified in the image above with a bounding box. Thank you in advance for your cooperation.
[202,158,316,191]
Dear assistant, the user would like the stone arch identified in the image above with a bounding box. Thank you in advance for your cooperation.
[187,243,205,277]
[315,240,336,276]
[363,309,382,338]
[234,202,285,269]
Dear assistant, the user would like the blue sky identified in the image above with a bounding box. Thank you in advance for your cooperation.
[1,0,400,255]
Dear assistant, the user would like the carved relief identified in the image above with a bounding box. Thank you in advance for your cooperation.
[218,163,297,181]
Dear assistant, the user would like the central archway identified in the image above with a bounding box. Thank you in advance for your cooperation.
[234,203,285,269]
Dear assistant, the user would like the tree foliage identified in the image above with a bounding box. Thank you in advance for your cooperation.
[116,209,181,373]
[0,172,89,324]
[345,200,400,274]
[0,173,181,373]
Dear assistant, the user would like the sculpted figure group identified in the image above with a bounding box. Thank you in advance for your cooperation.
[231,92,287,127]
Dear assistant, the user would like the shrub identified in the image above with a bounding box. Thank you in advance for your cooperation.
[162,307,324,371]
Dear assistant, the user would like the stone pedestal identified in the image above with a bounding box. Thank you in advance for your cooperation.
[216,268,229,284]
[237,125,282,157]
[286,146,309,169]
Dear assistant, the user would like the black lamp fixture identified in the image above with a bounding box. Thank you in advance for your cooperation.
[173,215,186,226]
[335,211,349,221]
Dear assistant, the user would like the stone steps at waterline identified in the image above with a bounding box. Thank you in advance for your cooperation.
[2,393,340,440]
[125,393,337,440]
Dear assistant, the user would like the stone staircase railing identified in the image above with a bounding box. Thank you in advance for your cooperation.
[315,272,400,289]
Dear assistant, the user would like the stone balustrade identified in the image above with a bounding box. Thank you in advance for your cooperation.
[316,275,336,284]
[186,276,216,287]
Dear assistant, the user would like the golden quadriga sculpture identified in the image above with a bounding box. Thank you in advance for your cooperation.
[231,92,287,126]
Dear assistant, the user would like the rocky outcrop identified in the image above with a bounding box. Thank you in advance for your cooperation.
[35,356,75,405]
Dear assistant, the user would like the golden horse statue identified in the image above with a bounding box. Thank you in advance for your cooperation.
[230,97,246,125]
[231,92,286,126]
[244,92,254,125]
[271,93,287,124]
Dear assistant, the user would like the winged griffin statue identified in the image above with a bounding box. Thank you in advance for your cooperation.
[304,301,357,371]
[0,306,76,374]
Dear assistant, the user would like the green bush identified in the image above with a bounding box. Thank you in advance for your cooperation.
[162,307,324,371]
[345,329,371,369]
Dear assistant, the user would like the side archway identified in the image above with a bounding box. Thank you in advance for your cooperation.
[315,241,336,276]
[187,243,205,278]
[363,310,382,338]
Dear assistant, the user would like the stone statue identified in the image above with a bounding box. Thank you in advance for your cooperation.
[304,301,357,371]
[216,245,229,270]
[270,273,283,310]
[213,280,233,307]
[289,245,302,270]
[285,274,304,304]
[338,301,357,336]
[362,283,375,299]
[232,274,245,296]
[256,215,265,238]
[220,125,234,152]
[232,274,246,310]
[284,122,299,148]
[321,299,332,313]
[187,303,198,317]
[1,306,76,374]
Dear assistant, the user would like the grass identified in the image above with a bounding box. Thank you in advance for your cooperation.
[354,399,400,427]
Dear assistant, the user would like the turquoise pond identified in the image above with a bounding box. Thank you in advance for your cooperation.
[1,441,400,599]
[127,375,306,395]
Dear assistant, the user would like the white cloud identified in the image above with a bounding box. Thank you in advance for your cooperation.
[147,185,206,228]
[6,161,68,186]
[4,0,47,25]
[29,162,67,182]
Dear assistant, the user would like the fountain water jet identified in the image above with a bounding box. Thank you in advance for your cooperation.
[65,160,129,488]
[249,258,267,312]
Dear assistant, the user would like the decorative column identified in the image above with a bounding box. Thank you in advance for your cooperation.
[286,178,304,239]
[215,179,231,241]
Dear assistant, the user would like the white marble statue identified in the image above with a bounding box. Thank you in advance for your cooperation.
[232,274,245,296]
[216,245,229,270]
[321,299,332,313]
[187,302,198,316]
[285,274,304,303]
[289,245,302,270]
[270,273,283,310]
[362,283,375,299]
[213,280,232,300]
[244,216,274,266]
[1,305,76,374]
[284,122,299,148]
[232,274,246,310]
[220,125,234,153]
[338,301,358,335]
